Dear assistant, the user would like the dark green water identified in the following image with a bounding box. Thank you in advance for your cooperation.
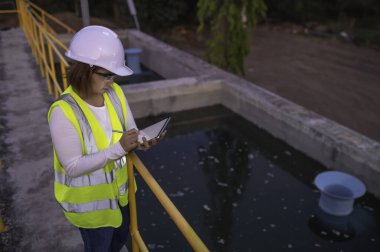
[134,105,380,252]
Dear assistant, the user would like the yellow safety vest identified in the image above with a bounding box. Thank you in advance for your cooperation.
[48,83,133,228]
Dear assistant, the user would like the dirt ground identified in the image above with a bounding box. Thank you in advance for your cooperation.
[2,12,380,142]
[247,27,380,143]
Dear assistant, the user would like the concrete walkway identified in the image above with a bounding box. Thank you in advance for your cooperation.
[0,28,81,251]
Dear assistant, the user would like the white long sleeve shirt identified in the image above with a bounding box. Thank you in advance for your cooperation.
[49,100,137,178]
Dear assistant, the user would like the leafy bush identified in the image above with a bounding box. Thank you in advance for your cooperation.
[198,0,267,75]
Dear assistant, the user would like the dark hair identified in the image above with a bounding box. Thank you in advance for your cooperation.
[67,62,94,98]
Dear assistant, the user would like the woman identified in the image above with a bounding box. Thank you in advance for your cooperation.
[48,25,158,252]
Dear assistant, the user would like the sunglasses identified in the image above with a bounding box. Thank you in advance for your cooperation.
[94,71,117,81]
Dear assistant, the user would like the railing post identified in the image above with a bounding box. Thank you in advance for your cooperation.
[27,9,37,62]
[41,12,46,32]
[15,0,22,28]
[47,43,58,97]
[127,155,139,251]
[60,61,68,90]
[0,215,7,233]
[127,154,149,252]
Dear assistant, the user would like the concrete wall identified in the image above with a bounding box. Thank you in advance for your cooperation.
[122,30,380,197]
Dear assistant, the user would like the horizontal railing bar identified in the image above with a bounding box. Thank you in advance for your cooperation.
[0,9,18,14]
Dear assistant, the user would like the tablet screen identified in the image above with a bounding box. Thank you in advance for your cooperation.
[138,117,171,142]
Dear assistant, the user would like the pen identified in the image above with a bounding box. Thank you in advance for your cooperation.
[112,129,126,133]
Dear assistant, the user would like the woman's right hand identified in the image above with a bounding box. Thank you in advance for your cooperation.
[119,128,139,152]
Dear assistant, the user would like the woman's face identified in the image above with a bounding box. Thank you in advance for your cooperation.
[89,68,116,96]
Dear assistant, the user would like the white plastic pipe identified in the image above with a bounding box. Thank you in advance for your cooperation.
[126,0,140,30]
[80,0,90,27]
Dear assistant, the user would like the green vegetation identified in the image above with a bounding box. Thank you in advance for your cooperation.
[197,0,266,75]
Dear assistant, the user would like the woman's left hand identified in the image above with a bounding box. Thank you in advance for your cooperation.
[137,137,157,150]
[137,131,167,150]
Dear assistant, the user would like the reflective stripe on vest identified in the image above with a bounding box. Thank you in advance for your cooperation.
[106,87,126,131]
[59,94,94,154]
[119,183,128,196]
[60,199,119,213]
[54,156,127,187]
[55,169,115,187]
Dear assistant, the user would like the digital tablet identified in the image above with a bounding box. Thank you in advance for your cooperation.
[138,117,171,143]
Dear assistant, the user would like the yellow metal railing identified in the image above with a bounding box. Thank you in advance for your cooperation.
[127,152,209,252]
[11,1,209,250]
[15,0,74,98]
[28,1,75,34]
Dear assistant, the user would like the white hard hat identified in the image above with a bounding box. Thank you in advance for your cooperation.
[65,25,133,76]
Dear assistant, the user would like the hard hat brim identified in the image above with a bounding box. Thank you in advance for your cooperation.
[111,65,134,76]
